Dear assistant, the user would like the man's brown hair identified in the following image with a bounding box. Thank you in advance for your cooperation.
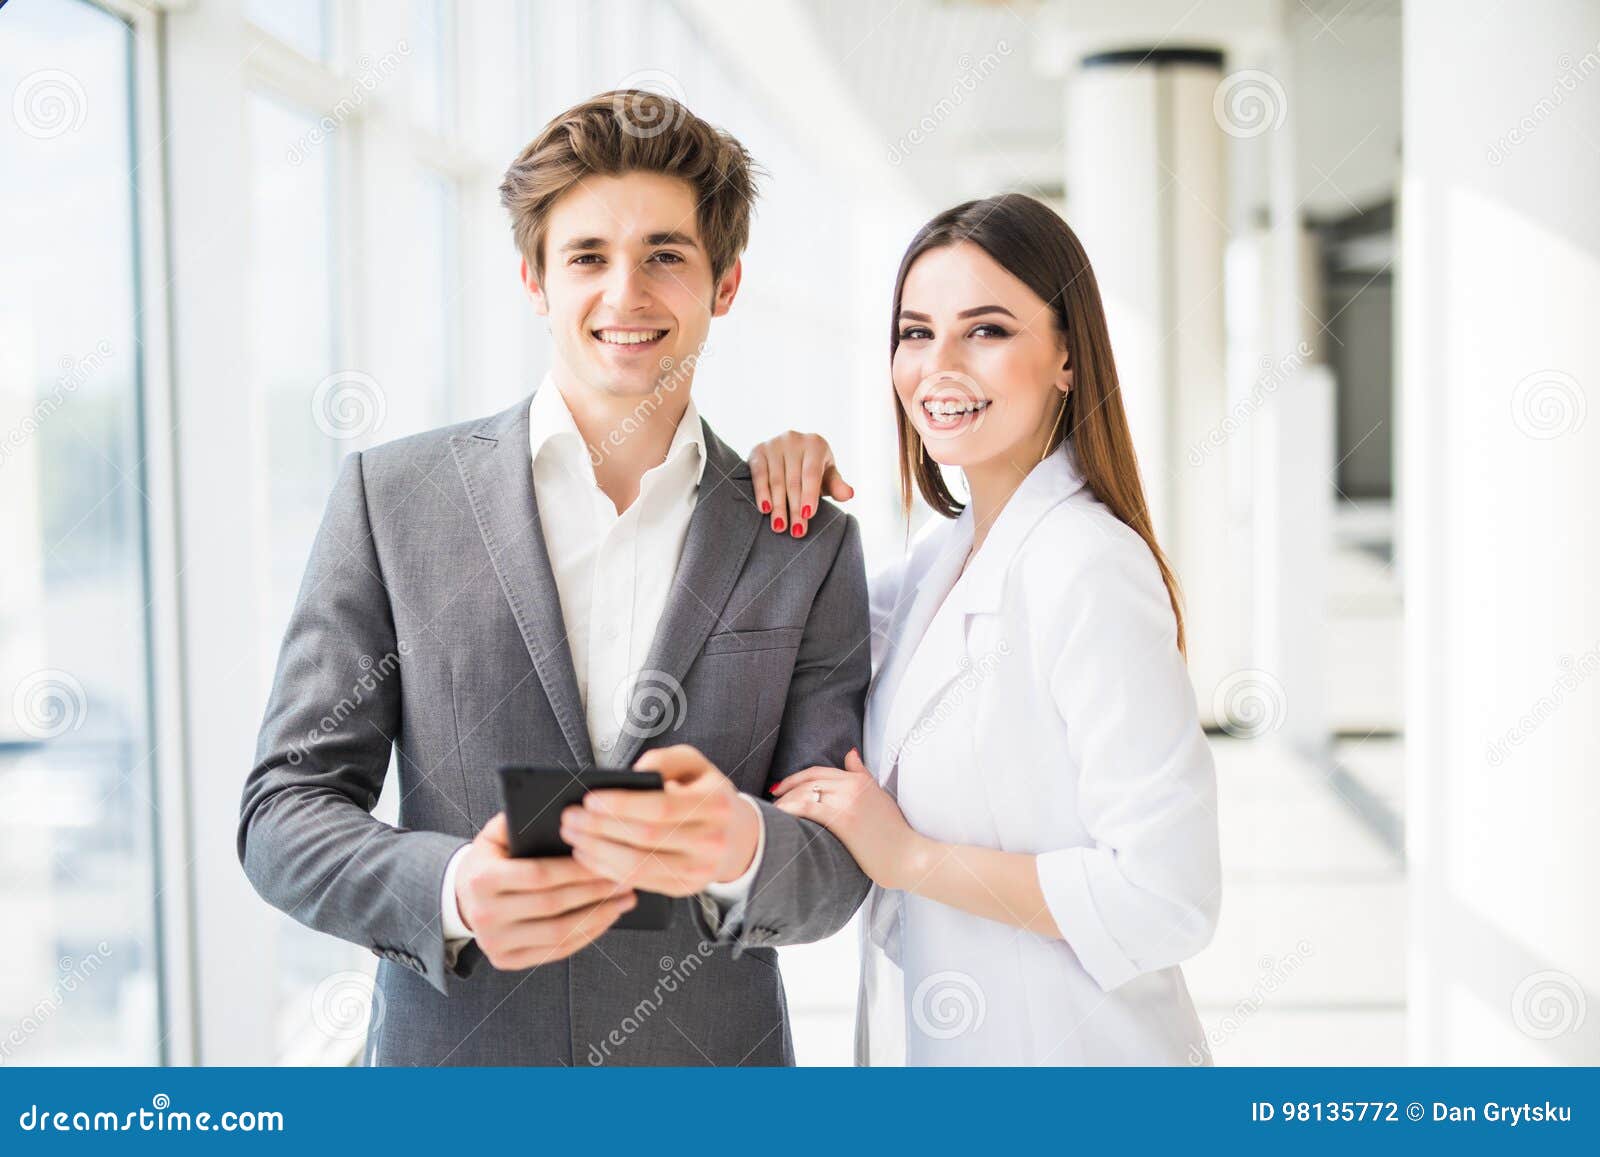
[499,89,759,285]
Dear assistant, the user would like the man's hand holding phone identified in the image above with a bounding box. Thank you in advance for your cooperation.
[453,812,637,970]
[560,745,760,897]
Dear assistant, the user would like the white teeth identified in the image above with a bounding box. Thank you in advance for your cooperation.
[923,399,987,416]
[595,329,666,345]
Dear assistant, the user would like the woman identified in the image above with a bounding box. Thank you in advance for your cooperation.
[748,194,1220,1066]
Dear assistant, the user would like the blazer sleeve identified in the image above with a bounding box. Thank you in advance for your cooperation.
[1032,528,1222,992]
[237,451,469,996]
[693,509,873,953]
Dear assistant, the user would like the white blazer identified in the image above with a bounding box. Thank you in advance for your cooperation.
[855,438,1221,1066]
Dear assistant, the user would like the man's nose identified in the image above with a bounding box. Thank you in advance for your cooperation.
[602,263,654,313]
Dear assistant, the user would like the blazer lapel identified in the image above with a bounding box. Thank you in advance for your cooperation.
[608,425,761,770]
[450,395,595,770]
[876,515,974,774]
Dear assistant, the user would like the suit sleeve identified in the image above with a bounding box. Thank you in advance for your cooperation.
[1033,531,1222,992]
[237,451,469,996]
[694,511,873,953]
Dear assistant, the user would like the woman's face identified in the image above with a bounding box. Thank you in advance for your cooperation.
[892,240,1072,471]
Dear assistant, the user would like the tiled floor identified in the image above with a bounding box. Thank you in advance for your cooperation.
[782,527,1406,1066]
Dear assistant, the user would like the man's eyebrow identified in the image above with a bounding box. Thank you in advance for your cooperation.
[645,231,699,248]
[897,305,1019,322]
[558,236,607,253]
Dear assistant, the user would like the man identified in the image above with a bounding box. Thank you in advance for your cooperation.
[238,91,871,1066]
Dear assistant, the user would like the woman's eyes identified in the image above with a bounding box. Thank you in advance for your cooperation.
[897,323,1011,340]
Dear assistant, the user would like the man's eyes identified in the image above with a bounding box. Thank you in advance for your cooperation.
[568,251,685,267]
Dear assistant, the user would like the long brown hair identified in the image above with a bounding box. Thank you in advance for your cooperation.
[890,193,1187,655]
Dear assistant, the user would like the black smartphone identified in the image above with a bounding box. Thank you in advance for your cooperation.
[496,764,672,931]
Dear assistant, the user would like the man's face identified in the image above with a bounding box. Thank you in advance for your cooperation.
[524,171,740,403]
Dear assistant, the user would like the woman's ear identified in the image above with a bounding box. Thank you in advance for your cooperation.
[1058,352,1074,395]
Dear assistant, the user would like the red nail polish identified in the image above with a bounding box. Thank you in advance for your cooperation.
[802,505,812,519]
[760,500,771,514]
[792,522,804,537]
[773,517,785,532]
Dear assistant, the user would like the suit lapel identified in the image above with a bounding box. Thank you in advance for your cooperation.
[450,396,595,770]
[609,426,760,770]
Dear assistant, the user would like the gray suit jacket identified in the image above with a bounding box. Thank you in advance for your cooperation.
[237,392,872,1065]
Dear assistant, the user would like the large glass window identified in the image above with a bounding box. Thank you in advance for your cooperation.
[0,0,161,1065]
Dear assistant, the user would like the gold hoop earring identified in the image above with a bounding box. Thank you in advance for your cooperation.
[1040,391,1069,464]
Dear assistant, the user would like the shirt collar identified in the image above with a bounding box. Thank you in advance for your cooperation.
[528,371,707,487]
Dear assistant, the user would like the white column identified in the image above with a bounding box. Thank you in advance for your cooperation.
[1402,0,1600,1063]
[1066,48,1234,722]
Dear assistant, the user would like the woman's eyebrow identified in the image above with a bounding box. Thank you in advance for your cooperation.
[897,305,1018,322]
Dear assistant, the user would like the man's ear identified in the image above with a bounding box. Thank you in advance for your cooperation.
[521,256,550,317]
[710,257,743,318]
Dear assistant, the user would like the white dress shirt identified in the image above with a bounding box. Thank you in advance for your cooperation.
[440,376,764,948]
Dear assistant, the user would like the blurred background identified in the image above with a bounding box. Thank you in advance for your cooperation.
[1,0,1595,1066]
